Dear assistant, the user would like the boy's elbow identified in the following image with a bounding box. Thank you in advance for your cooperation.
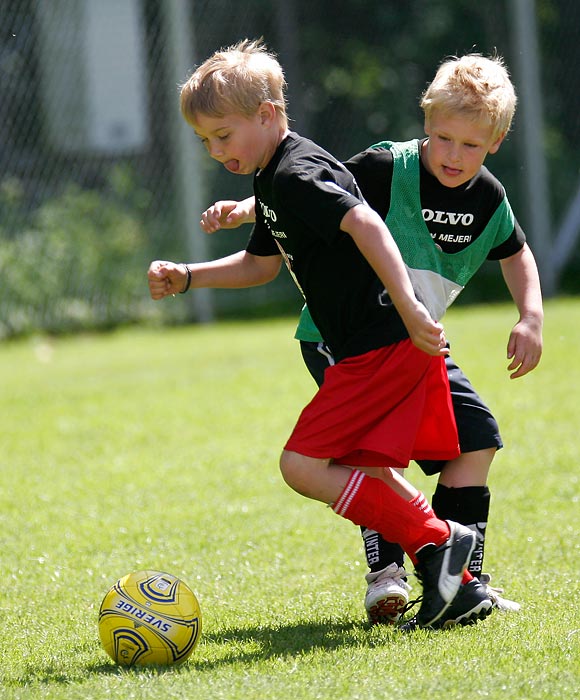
[340,204,382,243]
[262,260,282,284]
[251,254,281,285]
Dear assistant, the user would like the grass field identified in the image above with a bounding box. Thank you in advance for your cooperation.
[1,297,579,699]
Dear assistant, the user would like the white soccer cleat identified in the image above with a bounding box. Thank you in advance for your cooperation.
[365,562,411,625]
[480,573,522,612]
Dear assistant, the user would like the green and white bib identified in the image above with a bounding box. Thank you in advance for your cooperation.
[295,138,515,341]
[378,138,513,319]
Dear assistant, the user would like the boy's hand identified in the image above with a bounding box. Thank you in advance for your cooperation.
[340,205,449,357]
[402,302,450,357]
[506,317,543,379]
[148,260,188,299]
[200,198,255,233]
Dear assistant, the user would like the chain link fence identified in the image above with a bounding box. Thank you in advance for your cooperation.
[1,0,578,337]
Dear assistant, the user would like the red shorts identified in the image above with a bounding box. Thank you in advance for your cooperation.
[284,340,459,468]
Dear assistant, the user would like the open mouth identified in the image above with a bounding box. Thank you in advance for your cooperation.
[224,159,240,173]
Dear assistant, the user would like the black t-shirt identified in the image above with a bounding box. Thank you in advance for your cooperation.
[247,132,408,360]
[345,142,525,259]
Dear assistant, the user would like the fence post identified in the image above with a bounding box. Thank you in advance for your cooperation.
[163,0,214,322]
[509,0,555,296]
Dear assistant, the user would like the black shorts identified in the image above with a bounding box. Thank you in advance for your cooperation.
[299,340,503,476]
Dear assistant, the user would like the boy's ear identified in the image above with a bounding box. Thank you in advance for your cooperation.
[258,101,277,126]
[488,131,506,154]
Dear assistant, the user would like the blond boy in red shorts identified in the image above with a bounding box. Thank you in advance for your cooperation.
[148,39,478,628]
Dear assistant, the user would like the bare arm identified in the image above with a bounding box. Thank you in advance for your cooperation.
[499,243,544,378]
[148,251,281,300]
[341,204,447,356]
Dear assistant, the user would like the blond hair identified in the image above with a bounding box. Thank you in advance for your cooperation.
[420,54,517,140]
[180,39,288,129]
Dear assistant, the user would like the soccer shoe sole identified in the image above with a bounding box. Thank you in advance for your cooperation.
[437,579,493,629]
[399,603,493,632]
[367,592,408,625]
[438,601,493,628]
[399,605,493,632]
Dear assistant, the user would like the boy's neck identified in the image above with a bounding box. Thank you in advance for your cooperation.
[261,127,290,170]
[274,126,290,151]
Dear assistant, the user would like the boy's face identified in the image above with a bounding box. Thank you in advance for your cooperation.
[422,111,505,188]
[192,105,279,174]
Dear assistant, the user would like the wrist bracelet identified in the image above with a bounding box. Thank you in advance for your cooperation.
[180,264,192,294]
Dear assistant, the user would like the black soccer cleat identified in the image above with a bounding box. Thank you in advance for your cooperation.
[399,577,493,631]
[414,520,476,628]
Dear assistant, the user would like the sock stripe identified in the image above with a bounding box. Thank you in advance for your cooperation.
[410,492,432,515]
[333,470,365,516]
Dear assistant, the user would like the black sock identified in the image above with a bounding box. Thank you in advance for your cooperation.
[361,526,405,573]
[432,484,491,578]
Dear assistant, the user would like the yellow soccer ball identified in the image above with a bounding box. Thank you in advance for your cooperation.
[98,569,202,667]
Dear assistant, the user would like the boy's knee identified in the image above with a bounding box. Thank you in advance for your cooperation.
[279,449,298,487]
[280,449,312,495]
[439,447,496,488]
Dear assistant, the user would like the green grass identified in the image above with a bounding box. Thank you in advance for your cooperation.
[1,298,579,699]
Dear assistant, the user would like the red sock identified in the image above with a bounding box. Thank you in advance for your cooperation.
[405,492,438,565]
[333,471,450,557]
[408,494,475,581]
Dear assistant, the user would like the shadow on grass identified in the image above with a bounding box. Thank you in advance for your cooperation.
[190,618,382,669]
[5,654,176,686]
[86,619,378,675]
[7,620,387,685]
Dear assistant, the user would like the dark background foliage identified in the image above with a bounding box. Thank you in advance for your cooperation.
[0,0,578,336]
